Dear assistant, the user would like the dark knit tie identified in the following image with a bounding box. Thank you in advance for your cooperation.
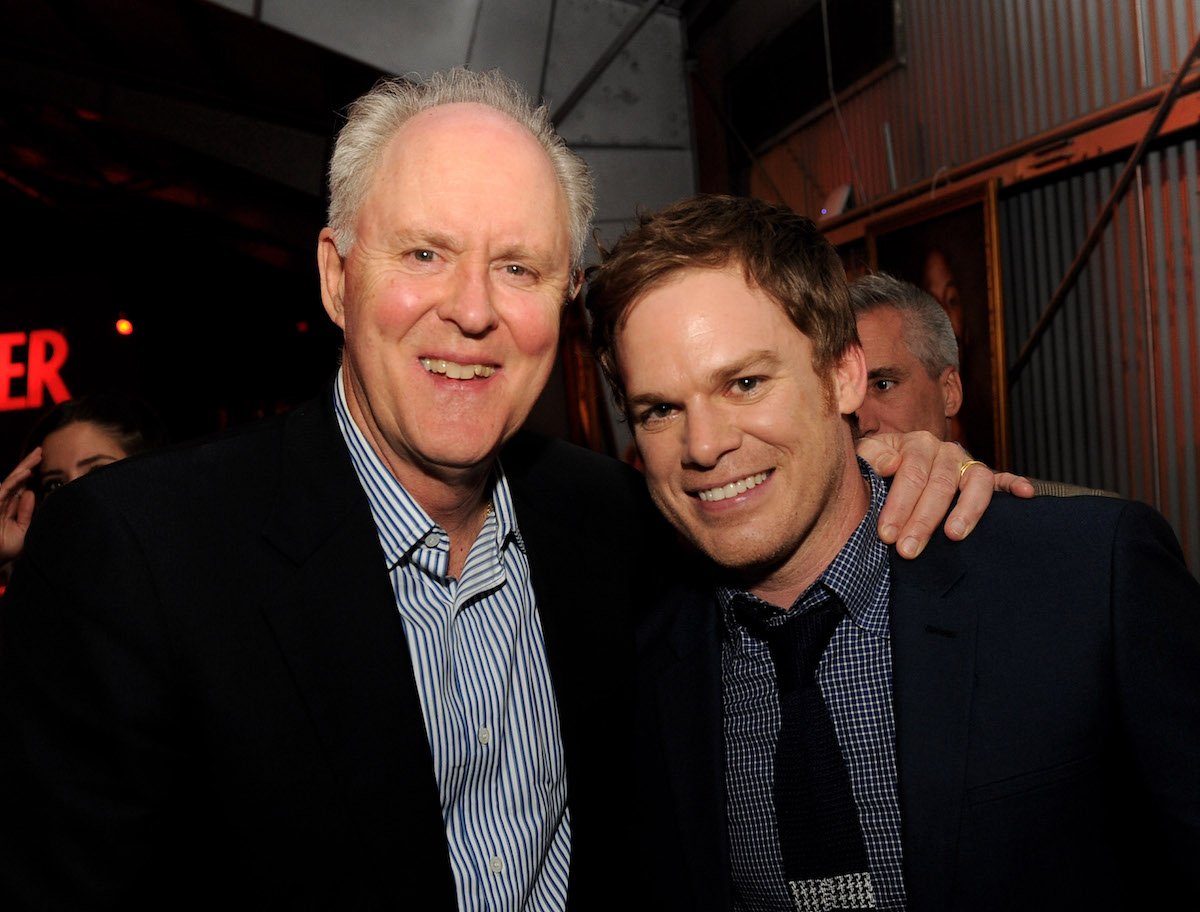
[762,599,876,912]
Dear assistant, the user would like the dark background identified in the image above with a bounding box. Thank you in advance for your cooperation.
[0,0,898,461]
[0,0,378,460]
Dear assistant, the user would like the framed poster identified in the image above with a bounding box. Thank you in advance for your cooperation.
[864,179,1009,467]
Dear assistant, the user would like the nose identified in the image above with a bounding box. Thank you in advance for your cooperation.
[682,402,741,469]
[439,262,500,336]
[855,402,879,436]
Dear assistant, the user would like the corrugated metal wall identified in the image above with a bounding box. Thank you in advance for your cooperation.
[1002,140,1200,575]
[761,1,1200,204]
[756,1,1200,574]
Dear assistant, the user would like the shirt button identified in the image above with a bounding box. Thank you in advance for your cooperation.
[489,855,504,874]
[478,726,491,745]
[423,532,440,548]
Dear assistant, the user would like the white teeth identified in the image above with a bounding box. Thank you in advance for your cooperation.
[697,471,769,503]
[421,358,496,379]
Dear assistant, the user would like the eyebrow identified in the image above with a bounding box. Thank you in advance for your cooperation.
[76,454,122,469]
[394,227,552,259]
[867,364,910,380]
[391,229,458,251]
[708,350,781,386]
[625,349,782,408]
[42,454,123,479]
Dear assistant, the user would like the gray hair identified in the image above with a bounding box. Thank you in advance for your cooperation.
[327,67,595,271]
[849,271,959,375]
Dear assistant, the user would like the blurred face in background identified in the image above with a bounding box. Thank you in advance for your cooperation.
[921,249,964,345]
[855,306,962,440]
[39,421,130,496]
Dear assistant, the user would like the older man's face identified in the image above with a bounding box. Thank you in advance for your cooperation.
[318,103,573,488]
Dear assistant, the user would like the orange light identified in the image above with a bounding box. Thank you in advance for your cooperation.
[115,318,134,336]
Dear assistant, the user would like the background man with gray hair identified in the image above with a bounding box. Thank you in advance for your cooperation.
[851,272,963,442]
[851,271,1112,497]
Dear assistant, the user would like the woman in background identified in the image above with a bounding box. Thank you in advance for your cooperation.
[0,394,167,586]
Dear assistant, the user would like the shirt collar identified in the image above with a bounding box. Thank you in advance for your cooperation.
[720,457,891,637]
[332,371,525,569]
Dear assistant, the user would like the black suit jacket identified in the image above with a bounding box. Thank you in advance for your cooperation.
[0,385,660,910]
[636,494,1200,910]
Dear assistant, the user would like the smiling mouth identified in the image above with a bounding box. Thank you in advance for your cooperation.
[696,471,770,503]
[421,358,496,380]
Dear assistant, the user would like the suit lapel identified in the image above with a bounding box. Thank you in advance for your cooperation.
[888,537,977,911]
[643,580,730,906]
[504,448,642,905]
[258,392,456,908]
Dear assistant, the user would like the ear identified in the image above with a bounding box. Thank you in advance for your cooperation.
[317,228,347,330]
[566,267,584,304]
[940,366,963,418]
[834,344,868,416]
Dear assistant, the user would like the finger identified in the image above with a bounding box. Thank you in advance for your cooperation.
[942,463,996,540]
[0,487,37,564]
[873,432,945,537]
[1,448,42,496]
[888,449,964,558]
[13,447,42,475]
[855,434,901,478]
[874,432,955,546]
[993,471,1036,499]
[16,488,35,528]
[876,462,925,546]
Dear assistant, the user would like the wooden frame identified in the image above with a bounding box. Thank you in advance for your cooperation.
[863,179,1010,467]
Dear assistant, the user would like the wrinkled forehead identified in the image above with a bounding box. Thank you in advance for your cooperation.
[360,105,571,250]
[378,104,562,199]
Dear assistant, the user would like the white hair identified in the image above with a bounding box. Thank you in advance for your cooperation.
[326,67,595,271]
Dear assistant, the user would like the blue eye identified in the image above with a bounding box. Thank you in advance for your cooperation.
[637,403,675,426]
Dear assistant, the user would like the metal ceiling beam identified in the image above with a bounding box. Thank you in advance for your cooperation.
[551,0,662,126]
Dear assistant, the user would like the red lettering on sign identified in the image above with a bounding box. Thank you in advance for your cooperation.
[26,330,71,408]
[0,333,27,410]
[0,330,72,411]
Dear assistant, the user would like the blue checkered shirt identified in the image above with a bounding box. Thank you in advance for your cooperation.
[720,459,906,911]
[334,374,571,912]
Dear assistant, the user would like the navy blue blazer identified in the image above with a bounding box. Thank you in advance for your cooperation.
[635,494,1200,910]
[0,384,660,911]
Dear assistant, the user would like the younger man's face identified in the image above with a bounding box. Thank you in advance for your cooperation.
[616,265,867,599]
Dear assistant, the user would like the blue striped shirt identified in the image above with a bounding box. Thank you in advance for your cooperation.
[334,374,571,911]
[720,460,906,911]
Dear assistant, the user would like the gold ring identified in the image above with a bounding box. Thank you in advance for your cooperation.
[958,458,987,480]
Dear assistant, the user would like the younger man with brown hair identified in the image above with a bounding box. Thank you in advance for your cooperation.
[588,193,1200,912]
